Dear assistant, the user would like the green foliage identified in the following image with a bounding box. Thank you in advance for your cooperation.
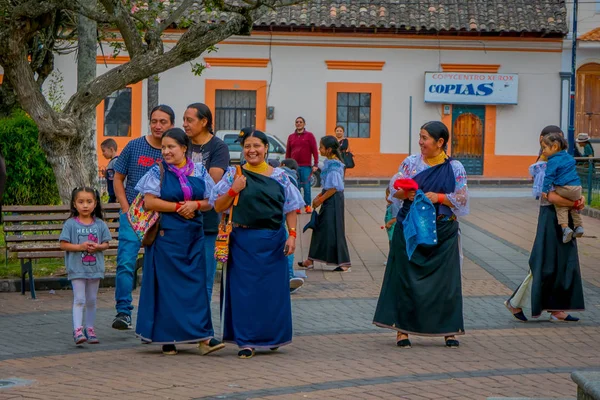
[0,110,60,205]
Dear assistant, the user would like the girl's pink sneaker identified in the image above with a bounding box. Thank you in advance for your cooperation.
[73,327,87,345]
[84,327,99,344]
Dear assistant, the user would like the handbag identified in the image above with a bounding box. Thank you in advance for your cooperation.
[214,165,242,264]
[127,163,164,246]
[343,151,355,169]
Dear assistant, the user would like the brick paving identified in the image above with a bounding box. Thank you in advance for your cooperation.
[0,193,599,400]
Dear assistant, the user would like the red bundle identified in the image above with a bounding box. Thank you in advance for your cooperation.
[393,178,419,192]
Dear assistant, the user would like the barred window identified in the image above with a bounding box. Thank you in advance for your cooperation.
[336,92,371,138]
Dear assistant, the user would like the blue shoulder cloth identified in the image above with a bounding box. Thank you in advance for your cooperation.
[402,190,438,260]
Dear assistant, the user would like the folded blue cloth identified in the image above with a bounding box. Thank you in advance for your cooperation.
[402,189,438,260]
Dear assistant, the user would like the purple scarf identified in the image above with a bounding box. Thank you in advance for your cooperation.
[167,158,195,201]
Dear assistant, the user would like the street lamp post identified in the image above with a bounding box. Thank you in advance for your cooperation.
[567,0,579,155]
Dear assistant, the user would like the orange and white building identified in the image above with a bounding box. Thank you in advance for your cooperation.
[48,1,596,178]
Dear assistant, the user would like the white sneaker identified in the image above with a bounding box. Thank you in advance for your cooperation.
[290,277,304,294]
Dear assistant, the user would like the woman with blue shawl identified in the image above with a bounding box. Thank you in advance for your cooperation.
[211,129,304,359]
[373,121,469,348]
[134,128,225,356]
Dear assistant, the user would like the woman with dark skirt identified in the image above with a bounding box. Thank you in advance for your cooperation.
[298,136,351,272]
[373,121,469,348]
[504,125,586,323]
[211,128,304,359]
[134,128,225,356]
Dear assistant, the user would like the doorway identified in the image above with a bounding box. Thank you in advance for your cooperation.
[451,105,485,176]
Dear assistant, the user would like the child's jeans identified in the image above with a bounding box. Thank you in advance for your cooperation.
[554,185,583,227]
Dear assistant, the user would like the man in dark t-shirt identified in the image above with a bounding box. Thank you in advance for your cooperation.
[111,105,175,330]
[184,103,230,302]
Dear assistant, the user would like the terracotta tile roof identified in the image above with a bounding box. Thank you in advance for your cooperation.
[251,0,568,36]
[579,27,600,41]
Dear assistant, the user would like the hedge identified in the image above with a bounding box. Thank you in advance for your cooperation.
[0,110,60,205]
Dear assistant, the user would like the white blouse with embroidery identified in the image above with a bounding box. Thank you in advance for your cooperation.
[387,154,470,217]
[135,162,215,199]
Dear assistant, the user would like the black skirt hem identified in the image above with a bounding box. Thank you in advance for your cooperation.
[223,339,292,349]
[373,321,465,337]
[135,334,213,345]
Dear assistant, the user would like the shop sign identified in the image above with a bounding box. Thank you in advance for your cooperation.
[424,72,518,105]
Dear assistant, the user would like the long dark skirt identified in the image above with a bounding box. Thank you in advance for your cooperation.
[136,227,214,344]
[373,219,464,336]
[308,191,351,266]
[509,205,585,317]
[221,226,292,349]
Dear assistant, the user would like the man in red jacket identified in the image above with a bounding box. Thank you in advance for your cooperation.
[286,116,319,213]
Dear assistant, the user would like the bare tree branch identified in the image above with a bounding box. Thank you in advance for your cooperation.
[98,0,145,57]
[158,0,195,32]
[11,0,57,19]
[65,12,248,116]
[63,1,114,24]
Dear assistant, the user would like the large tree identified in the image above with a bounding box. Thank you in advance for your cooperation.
[0,0,298,202]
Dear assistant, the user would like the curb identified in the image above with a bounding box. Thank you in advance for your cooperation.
[343,178,533,187]
[0,270,224,293]
[582,207,600,220]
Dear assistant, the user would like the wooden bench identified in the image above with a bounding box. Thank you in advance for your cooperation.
[2,204,144,299]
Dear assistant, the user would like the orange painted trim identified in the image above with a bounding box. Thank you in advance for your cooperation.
[441,108,452,155]
[204,80,267,131]
[203,57,269,68]
[96,55,130,65]
[220,41,562,53]
[345,153,406,178]
[325,60,385,71]
[326,82,382,160]
[440,64,500,73]
[95,81,143,170]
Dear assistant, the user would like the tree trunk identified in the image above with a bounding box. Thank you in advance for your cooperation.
[148,74,159,115]
[38,114,99,203]
[71,3,99,203]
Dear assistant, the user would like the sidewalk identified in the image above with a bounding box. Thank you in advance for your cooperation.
[0,196,599,400]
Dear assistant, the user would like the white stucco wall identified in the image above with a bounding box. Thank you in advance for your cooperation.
[49,34,563,168]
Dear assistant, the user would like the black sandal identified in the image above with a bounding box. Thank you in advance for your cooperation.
[238,348,255,359]
[333,266,351,272]
[162,344,178,355]
[297,261,314,270]
[396,333,411,348]
[445,337,460,348]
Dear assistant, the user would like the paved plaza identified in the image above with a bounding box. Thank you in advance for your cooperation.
[1,190,599,399]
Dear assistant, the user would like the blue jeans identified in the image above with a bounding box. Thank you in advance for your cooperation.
[115,212,141,316]
[204,233,218,301]
[297,166,312,207]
